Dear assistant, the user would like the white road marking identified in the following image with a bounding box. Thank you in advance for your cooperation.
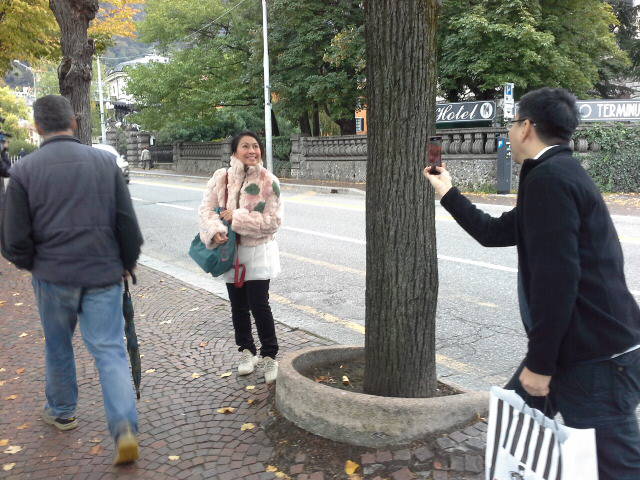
[156,202,195,211]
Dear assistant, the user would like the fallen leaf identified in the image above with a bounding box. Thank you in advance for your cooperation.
[345,460,360,475]
[314,376,330,383]
[348,475,363,480]
[220,372,232,378]
[89,438,101,443]
[191,372,203,379]
[216,407,236,414]
[145,369,156,374]
[2,463,16,471]
[3,446,22,454]
[0,381,5,386]
[188,307,199,312]
[240,423,256,431]
[0,368,5,372]
[18,333,28,338]
[12,293,19,296]
[266,465,278,472]
[16,424,29,430]
[245,385,255,391]
[275,473,288,479]
[0,440,8,446]
[89,445,103,455]
[342,375,350,386]
[15,368,25,375]
[0,301,6,306]
[140,355,144,358]
[199,341,209,348]
[168,455,180,461]
[14,303,23,306]
[247,398,256,405]
[5,395,17,400]
[180,287,187,291]
[159,320,171,325]
[136,294,145,298]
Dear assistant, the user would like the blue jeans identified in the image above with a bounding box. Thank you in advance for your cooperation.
[32,278,138,440]
[506,349,640,480]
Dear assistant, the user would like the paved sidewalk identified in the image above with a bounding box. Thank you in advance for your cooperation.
[0,260,326,479]
[0,260,487,480]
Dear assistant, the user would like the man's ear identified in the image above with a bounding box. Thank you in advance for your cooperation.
[35,121,46,136]
[70,115,78,132]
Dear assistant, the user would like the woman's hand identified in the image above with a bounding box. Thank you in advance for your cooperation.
[220,209,234,222]
[213,232,228,244]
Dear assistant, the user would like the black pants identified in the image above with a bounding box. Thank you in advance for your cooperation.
[226,280,278,358]
[506,349,640,480]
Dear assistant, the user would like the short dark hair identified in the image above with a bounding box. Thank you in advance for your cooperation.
[33,95,75,133]
[231,131,263,156]
[517,87,579,144]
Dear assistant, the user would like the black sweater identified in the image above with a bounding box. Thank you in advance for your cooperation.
[441,145,640,375]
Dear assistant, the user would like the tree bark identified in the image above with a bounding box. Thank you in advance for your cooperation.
[49,0,98,144]
[299,112,312,136]
[336,117,356,135]
[363,0,440,398]
[271,109,280,137]
[311,103,320,137]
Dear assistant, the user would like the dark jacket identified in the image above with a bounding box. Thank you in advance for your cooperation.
[1,136,143,287]
[440,145,640,375]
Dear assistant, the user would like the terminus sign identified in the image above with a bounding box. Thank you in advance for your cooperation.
[436,101,496,123]
[577,100,640,122]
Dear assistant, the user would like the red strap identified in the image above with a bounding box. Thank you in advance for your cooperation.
[234,255,246,288]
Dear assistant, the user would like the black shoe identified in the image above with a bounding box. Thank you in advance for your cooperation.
[42,409,78,431]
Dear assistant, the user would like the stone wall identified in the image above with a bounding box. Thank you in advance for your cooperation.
[173,140,232,176]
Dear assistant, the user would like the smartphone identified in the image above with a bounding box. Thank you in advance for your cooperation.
[428,136,443,175]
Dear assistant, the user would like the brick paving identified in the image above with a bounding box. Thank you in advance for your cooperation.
[0,260,487,479]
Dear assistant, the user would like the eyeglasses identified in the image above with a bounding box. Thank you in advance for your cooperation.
[506,118,535,129]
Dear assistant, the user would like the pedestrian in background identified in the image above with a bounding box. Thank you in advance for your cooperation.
[198,131,283,384]
[424,87,640,480]
[18,147,27,159]
[140,147,151,169]
[0,95,144,465]
[0,133,11,215]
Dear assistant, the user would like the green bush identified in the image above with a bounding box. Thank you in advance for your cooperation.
[7,139,37,156]
[580,123,640,193]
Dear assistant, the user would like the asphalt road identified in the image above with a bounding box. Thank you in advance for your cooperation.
[128,173,640,392]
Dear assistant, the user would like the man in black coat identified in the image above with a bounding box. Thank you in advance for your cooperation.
[1,95,143,465]
[424,88,640,480]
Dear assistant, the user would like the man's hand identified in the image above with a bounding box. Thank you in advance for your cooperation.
[220,210,234,222]
[423,163,453,197]
[519,367,551,397]
[213,232,228,244]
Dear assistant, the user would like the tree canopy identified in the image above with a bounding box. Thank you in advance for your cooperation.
[0,85,31,141]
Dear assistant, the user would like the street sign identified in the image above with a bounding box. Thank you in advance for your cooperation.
[576,100,640,122]
[504,83,515,120]
[436,101,496,123]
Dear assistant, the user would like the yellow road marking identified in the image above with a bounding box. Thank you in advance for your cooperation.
[270,291,479,375]
[280,252,366,276]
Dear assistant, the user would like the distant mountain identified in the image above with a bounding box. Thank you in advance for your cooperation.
[103,36,155,68]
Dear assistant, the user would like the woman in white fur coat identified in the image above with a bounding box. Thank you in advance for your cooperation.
[198,131,283,384]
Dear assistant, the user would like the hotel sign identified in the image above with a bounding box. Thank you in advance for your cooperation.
[436,101,496,123]
[577,100,640,122]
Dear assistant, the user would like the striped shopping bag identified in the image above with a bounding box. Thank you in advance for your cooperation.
[485,387,597,480]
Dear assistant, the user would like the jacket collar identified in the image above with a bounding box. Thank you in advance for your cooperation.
[229,155,262,177]
[40,135,82,148]
[520,144,572,179]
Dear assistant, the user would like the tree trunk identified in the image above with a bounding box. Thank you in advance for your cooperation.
[49,0,98,145]
[271,109,281,137]
[336,117,356,135]
[311,103,320,136]
[299,112,312,136]
[363,0,440,398]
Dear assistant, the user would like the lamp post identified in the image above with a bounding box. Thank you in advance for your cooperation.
[96,56,107,144]
[261,0,273,173]
[12,60,37,100]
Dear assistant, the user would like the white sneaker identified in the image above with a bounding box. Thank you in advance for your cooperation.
[261,357,278,384]
[237,349,259,375]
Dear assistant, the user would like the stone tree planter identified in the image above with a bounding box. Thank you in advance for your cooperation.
[276,346,489,448]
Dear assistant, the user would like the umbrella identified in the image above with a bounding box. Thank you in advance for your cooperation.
[123,275,141,399]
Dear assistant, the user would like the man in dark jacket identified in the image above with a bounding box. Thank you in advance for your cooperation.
[0,134,11,211]
[424,87,640,480]
[1,95,144,465]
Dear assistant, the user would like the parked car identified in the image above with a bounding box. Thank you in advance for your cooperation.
[92,144,130,183]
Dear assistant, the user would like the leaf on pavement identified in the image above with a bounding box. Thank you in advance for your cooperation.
[14,303,23,306]
[245,385,255,390]
[0,381,4,386]
[180,287,187,291]
[168,455,180,461]
[342,375,350,386]
[240,423,256,431]
[3,446,22,454]
[0,368,5,372]
[345,460,360,475]
[266,465,278,472]
[89,445,103,455]
[5,395,18,400]
[219,372,232,378]
[275,472,289,479]
[199,341,209,348]
[18,333,28,338]
[2,463,16,471]
[0,440,8,446]
[159,320,171,325]
[145,369,156,374]
[188,307,199,312]
[314,376,329,383]
[216,407,236,414]
[12,293,19,296]
[191,372,203,379]
[16,424,29,430]
[0,301,7,306]
[90,438,101,443]
[15,368,25,375]
[247,398,256,405]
